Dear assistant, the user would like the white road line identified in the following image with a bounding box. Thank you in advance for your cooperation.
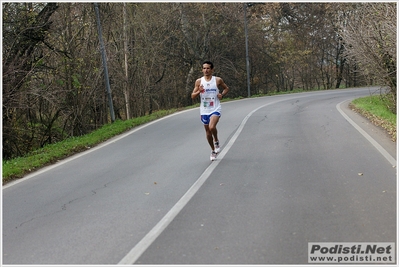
[119,91,392,264]
[336,100,396,166]
[118,100,278,265]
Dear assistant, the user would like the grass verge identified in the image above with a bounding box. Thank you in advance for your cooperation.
[350,94,396,142]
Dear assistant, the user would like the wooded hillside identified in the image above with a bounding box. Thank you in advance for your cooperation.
[2,2,396,159]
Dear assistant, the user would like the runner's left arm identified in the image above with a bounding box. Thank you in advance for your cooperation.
[217,77,229,99]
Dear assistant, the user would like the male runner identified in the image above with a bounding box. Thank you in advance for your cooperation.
[191,61,229,161]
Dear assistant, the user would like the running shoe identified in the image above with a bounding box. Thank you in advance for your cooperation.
[210,151,217,161]
[214,141,221,154]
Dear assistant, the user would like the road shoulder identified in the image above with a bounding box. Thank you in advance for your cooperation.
[339,99,396,163]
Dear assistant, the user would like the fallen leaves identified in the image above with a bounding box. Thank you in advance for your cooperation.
[349,103,396,142]
[144,182,158,195]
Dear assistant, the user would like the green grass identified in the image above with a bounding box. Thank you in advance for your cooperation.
[3,90,396,184]
[351,95,396,125]
[350,94,396,141]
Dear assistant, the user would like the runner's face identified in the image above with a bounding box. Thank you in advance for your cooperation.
[202,64,213,76]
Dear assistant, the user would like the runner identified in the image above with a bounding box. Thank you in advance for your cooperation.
[191,61,229,161]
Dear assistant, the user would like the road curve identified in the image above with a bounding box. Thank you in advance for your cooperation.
[3,87,396,265]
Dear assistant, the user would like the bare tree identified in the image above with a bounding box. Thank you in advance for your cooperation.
[4,3,389,160]
[3,3,59,158]
[338,2,396,111]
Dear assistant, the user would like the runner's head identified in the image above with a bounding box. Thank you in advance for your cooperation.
[202,61,214,76]
[202,61,214,69]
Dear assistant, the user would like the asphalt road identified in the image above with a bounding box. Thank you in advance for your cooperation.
[2,87,396,265]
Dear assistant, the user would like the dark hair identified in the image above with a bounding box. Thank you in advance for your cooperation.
[202,61,214,69]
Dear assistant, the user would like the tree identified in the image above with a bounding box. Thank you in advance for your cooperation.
[337,2,396,112]
[4,3,390,160]
[3,3,59,159]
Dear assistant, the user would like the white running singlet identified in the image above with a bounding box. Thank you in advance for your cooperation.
[199,76,221,115]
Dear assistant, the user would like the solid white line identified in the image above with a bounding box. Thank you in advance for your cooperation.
[117,100,278,265]
[336,100,396,166]
[119,91,392,264]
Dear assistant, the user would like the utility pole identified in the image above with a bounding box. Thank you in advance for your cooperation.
[94,3,115,123]
[244,3,251,98]
[123,3,131,120]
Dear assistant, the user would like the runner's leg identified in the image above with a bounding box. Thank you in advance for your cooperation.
[208,115,220,143]
[204,125,215,151]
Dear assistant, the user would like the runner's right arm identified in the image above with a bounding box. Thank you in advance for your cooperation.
[191,79,204,99]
